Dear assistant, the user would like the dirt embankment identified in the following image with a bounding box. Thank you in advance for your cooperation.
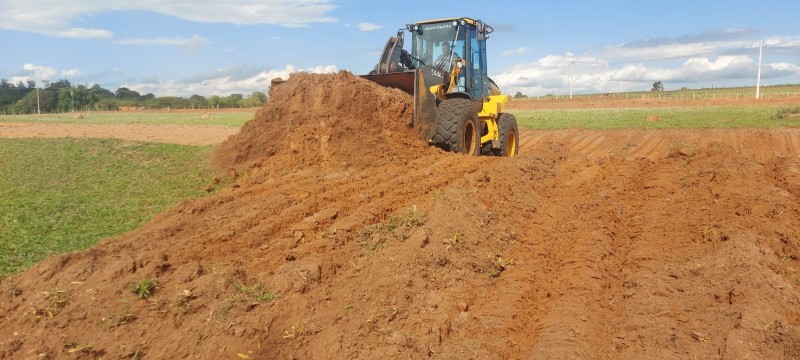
[2,72,800,359]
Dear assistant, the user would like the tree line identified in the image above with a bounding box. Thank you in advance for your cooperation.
[0,79,268,114]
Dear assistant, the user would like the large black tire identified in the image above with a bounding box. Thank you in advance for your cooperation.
[432,99,480,156]
[495,113,519,157]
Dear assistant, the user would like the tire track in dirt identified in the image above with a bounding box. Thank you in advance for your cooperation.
[519,128,800,160]
[477,137,800,358]
[160,154,487,265]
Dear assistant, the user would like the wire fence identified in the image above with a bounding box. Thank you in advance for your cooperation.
[519,85,800,101]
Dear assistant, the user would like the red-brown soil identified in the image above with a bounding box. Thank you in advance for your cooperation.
[0,123,238,145]
[2,72,800,359]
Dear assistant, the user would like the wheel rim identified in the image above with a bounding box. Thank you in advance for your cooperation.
[507,130,517,156]
[463,121,476,154]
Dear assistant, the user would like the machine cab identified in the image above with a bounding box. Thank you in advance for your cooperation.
[406,18,493,100]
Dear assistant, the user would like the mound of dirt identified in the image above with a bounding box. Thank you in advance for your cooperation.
[212,71,429,171]
[2,71,800,359]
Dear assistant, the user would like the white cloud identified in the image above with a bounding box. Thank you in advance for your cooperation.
[23,64,58,79]
[771,62,800,73]
[124,64,338,97]
[9,63,78,84]
[502,47,531,57]
[494,32,800,96]
[61,69,82,78]
[493,52,800,96]
[357,22,381,31]
[52,28,114,39]
[113,35,210,51]
[603,35,800,62]
[0,0,337,38]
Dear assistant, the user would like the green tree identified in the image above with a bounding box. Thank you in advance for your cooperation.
[513,91,528,99]
[156,96,190,109]
[90,84,115,99]
[208,95,223,108]
[224,93,244,108]
[241,92,267,107]
[57,88,73,112]
[651,81,664,92]
[188,94,208,109]
[115,87,141,101]
[15,89,57,113]
[95,98,119,111]
[72,85,98,111]
[48,79,72,90]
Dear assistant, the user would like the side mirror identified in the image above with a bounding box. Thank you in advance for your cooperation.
[476,22,493,41]
[405,23,423,35]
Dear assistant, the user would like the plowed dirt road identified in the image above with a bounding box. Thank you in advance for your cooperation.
[1,73,799,359]
[0,122,239,145]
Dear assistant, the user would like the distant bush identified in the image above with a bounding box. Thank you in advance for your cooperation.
[772,106,800,119]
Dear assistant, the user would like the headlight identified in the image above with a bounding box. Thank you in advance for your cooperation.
[452,20,458,27]
[456,60,463,69]
[460,20,466,26]
[412,24,418,31]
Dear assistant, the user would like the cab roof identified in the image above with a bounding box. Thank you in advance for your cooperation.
[415,17,479,26]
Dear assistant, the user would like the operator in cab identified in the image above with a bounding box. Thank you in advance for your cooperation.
[434,42,460,70]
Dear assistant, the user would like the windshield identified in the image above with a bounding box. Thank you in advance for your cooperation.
[410,22,467,69]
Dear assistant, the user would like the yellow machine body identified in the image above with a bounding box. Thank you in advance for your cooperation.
[362,17,519,155]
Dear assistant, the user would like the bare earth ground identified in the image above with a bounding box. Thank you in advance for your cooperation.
[2,73,800,359]
[0,123,239,145]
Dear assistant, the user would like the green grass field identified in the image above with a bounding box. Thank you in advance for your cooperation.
[0,138,217,276]
[0,111,255,127]
[510,106,800,130]
[529,84,800,100]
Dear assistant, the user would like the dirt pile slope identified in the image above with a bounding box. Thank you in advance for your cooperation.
[2,72,800,359]
[212,71,429,171]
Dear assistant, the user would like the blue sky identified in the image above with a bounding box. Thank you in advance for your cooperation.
[1,0,798,97]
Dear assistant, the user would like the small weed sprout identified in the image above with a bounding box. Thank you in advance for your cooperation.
[283,324,298,339]
[234,283,279,303]
[101,306,136,330]
[31,289,69,322]
[129,278,158,299]
[432,189,446,202]
[175,289,197,309]
[65,343,103,356]
[358,206,426,255]
[222,283,279,317]
[488,254,512,278]
[446,231,465,250]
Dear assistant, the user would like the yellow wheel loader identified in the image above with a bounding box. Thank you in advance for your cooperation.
[363,17,519,156]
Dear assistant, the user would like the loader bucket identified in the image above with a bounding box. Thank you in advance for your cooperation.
[362,68,438,142]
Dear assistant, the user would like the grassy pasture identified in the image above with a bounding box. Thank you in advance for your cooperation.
[528,84,800,100]
[0,111,255,127]
[511,106,800,130]
[0,138,216,276]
